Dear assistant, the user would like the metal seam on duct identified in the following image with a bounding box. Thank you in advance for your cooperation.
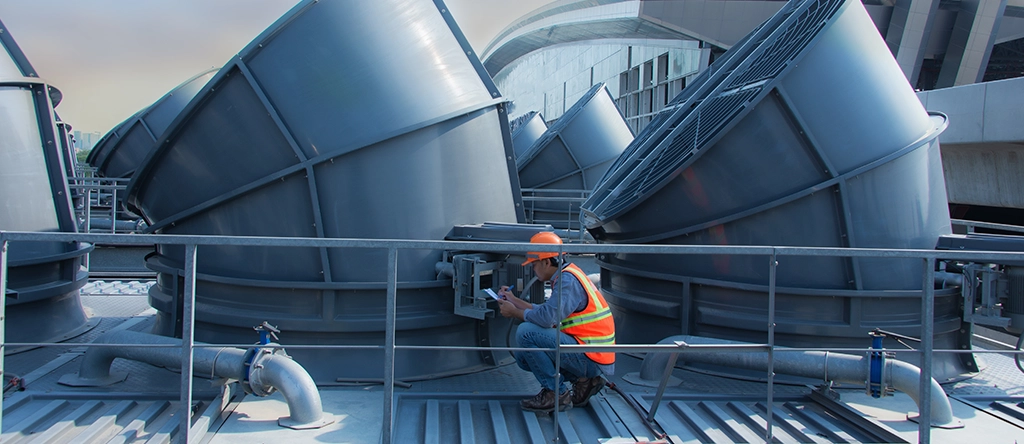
[5,243,94,267]
[234,61,308,162]
[595,257,957,299]
[130,99,506,231]
[772,86,838,177]
[594,114,945,241]
[585,0,849,222]
[515,83,608,169]
[88,68,218,177]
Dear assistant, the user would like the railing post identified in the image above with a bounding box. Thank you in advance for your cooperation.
[85,187,92,233]
[382,247,398,444]
[919,257,935,443]
[1,237,8,433]
[177,244,198,444]
[767,251,777,442]
[110,184,118,234]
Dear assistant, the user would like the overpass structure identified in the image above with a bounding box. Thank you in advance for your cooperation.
[919,77,1024,211]
[484,0,1024,214]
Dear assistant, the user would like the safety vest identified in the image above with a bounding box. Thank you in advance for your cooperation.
[558,263,616,365]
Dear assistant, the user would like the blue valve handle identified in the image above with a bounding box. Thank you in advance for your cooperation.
[868,333,884,398]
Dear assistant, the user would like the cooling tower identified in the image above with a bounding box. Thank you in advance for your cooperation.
[0,18,93,353]
[87,68,218,179]
[581,0,971,378]
[517,84,633,229]
[124,0,524,382]
[509,111,547,158]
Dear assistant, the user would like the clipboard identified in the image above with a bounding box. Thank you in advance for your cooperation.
[483,288,502,300]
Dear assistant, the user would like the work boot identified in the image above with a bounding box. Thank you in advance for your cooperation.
[520,388,573,412]
[571,376,605,407]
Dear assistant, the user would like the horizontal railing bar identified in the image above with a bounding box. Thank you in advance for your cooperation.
[951,218,1024,234]
[13,341,1018,356]
[2,231,1023,262]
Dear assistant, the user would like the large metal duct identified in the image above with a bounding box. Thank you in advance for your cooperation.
[509,111,547,158]
[581,0,970,379]
[517,83,633,230]
[86,68,218,179]
[124,0,524,382]
[0,19,93,353]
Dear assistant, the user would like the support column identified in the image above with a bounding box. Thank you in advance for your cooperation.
[885,0,942,86]
[935,0,1008,87]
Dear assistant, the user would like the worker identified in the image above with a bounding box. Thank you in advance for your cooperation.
[497,231,615,412]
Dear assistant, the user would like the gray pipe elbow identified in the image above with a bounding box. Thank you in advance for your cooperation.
[254,353,333,429]
[636,335,960,428]
[887,359,957,427]
[59,330,333,430]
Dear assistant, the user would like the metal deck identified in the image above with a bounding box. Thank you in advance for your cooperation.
[3,280,1024,443]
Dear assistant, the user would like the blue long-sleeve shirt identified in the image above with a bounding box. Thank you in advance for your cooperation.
[523,263,615,375]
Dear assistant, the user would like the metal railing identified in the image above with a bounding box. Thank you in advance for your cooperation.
[520,188,591,241]
[952,218,1024,235]
[68,176,143,234]
[2,230,1024,443]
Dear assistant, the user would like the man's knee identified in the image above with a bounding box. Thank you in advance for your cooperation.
[515,322,542,347]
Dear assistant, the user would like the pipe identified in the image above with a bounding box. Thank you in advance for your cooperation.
[58,330,331,428]
[638,335,958,428]
[934,271,963,288]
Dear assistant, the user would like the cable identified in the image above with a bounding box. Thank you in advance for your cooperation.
[3,372,25,392]
[1015,331,1024,375]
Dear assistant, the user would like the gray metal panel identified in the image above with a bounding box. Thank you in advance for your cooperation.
[0,88,60,233]
[87,69,217,178]
[509,111,547,158]
[580,0,969,379]
[517,84,633,229]
[243,1,494,161]
[122,0,523,382]
[0,21,92,352]
[144,69,217,138]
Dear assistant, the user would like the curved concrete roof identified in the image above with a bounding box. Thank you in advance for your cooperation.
[483,0,1024,81]
[481,0,785,77]
[482,1,691,77]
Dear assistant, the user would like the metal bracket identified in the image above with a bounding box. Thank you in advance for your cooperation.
[451,253,501,320]
[962,264,1011,328]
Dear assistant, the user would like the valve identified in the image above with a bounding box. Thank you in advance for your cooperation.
[242,321,285,397]
[254,321,280,345]
[867,331,885,398]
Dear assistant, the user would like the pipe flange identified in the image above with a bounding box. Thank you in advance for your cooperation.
[247,346,287,397]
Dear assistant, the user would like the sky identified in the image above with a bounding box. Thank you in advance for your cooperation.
[0,0,552,136]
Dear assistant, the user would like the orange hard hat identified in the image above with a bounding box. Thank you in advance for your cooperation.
[522,231,563,265]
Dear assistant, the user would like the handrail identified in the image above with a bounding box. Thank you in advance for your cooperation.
[2,230,1024,443]
[951,218,1024,234]
[67,176,140,234]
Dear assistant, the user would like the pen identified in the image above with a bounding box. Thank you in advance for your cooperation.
[508,285,514,293]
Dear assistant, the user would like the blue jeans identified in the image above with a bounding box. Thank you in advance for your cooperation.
[514,322,601,393]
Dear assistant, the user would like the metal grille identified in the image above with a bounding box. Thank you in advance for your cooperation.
[602,88,760,217]
[728,0,842,88]
[583,0,846,223]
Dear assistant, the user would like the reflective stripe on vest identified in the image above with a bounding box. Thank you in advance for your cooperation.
[557,263,615,365]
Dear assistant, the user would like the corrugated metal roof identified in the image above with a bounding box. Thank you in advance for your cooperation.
[389,390,909,443]
[1,389,233,444]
